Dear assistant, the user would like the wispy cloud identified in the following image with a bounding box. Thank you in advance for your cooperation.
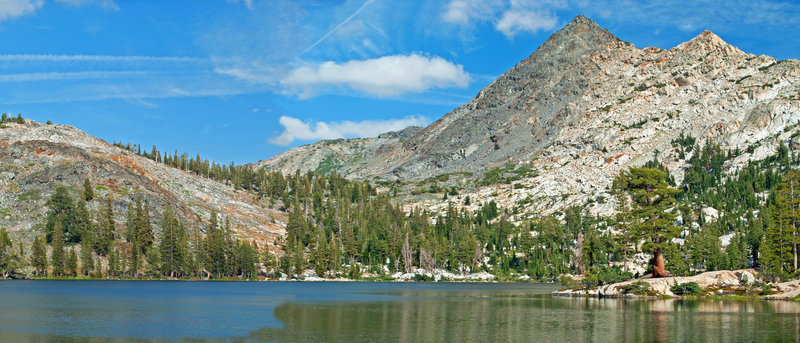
[269,115,430,146]
[280,53,470,98]
[0,53,257,103]
[0,54,210,63]
[441,0,502,25]
[0,0,117,22]
[55,0,118,10]
[302,0,374,55]
[0,70,147,82]
[0,0,44,22]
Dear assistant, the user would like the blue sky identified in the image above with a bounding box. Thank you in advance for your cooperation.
[1,0,799,164]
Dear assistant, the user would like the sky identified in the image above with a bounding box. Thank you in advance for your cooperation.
[1,0,799,165]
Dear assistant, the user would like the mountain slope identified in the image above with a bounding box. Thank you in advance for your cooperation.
[258,15,800,216]
[0,121,285,249]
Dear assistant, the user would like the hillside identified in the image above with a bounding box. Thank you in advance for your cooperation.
[0,120,285,251]
[258,15,800,217]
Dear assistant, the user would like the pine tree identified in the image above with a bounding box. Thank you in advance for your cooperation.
[66,247,78,276]
[45,185,78,243]
[0,228,23,278]
[108,248,120,277]
[95,199,115,256]
[80,240,94,276]
[125,200,139,243]
[763,171,800,280]
[31,235,47,277]
[128,242,140,278]
[51,220,65,277]
[160,205,184,278]
[83,178,94,202]
[137,201,154,252]
[614,167,680,277]
[74,199,92,244]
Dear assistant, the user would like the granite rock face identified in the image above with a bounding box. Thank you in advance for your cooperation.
[0,121,285,250]
[258,15,800,217]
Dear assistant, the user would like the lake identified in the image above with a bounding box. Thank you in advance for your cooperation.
[0,280,799,342]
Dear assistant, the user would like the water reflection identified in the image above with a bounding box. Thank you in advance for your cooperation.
[2,281,800,342]
[242,295,800,343]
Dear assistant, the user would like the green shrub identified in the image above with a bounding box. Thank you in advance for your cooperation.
[413,274,433,282]
[761,283,773,295]
[559,275,576,287]
[670,281,703,295]
[583,266,633,287]
[622,281,651,295]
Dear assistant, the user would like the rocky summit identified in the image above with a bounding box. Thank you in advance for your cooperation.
[0,120,285,250]
[258,15,800,217]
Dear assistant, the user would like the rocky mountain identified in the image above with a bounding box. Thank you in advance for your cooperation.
[258,15,800,217]
[0,120,285,250]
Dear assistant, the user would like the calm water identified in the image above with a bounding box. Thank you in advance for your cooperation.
[1,280,799,342]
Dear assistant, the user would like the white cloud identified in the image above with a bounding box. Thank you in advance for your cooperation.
[496,9,558,37]
[269,115,429,146]
[55,0,118,10]
[280,53,470,98]
[0,0,44,21]
[440,0,563,38]
[441,0,502,25]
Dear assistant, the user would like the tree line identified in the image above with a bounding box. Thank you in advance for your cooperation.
[1,182,266,279]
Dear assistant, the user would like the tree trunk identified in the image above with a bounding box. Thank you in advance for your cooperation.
[576,233,585,275]
[653,248,667,278]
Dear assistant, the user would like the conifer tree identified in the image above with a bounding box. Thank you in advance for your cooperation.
[51,220,65,277]
[74,199,92,244]
[45,185,77,243]
[0,228,22,278]
[128,242,140,278]
[108,248,120,277]
[95,199,115,256]
[138,201,154,252]
[66,247,78,276]
[614,167,680,277]
[31,235,47,276]
[125,201,139,243]
[160,205,184,278]
[83,178,94,202]
[763,171,800,280]
[80,240,94,276]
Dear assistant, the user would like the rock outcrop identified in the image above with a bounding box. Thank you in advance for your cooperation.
[552,269,760,298]
[0,120,285,250]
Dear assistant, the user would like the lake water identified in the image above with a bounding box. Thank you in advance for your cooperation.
[1,280,799,342]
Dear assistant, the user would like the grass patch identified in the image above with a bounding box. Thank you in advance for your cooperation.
[315,154,342,175]
[18,189,41,201]
[479,165,538,186]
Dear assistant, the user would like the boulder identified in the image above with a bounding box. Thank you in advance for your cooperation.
[739,270,756,285]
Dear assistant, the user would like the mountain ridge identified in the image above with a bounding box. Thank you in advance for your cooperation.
[0,120,285,250]
[257,15,800,217]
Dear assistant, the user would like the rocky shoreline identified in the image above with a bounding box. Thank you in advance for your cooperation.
[551,269,800,301]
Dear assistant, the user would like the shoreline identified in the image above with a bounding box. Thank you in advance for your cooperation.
[549,269,800,302]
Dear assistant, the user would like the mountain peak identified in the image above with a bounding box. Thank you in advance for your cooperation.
[565,14,597,28]
[688,31,728,47]
[538,15,619,52]
[674,30,744,56]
